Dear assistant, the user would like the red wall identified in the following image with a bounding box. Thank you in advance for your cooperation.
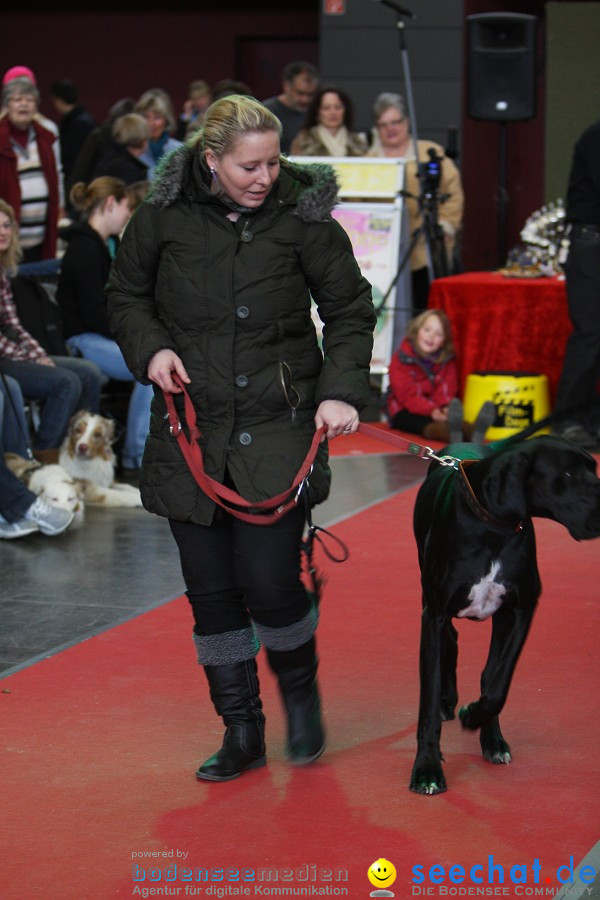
[2,9,318,125]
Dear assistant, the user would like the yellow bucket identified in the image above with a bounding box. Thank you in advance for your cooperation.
[463,371,551,440]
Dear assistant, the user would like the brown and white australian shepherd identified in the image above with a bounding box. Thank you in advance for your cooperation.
[58,410,142,508]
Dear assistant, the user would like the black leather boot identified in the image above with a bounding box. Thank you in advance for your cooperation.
[196,658,266,782]
[266,637,325,765]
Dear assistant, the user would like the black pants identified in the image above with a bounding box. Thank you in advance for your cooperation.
[555,229,600,429]
[170,504,310,636]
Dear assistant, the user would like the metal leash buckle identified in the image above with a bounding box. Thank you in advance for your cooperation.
[169,419,182,437]
[425,447,460,469]
[295,465,314,503]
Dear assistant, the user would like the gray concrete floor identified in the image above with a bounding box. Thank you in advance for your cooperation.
[0,452,426,677]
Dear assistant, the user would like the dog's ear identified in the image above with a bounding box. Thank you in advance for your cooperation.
[69,409,87,429]
[481,449,531,522]
[104,418,116,442]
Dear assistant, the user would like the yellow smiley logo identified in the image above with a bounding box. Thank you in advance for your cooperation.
[368,858,397,889]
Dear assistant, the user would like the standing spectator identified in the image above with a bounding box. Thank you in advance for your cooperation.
[368,92,464,311]
[0,77,64,261]
[0,198,103,453]
[263,62,319,154]
[50,79,95,185]
[92,114,150,185]
[2,66,59,138]
[135,89,182,179]
[290,86,368,158]
[175,80,212,141]
[553,120,600,449]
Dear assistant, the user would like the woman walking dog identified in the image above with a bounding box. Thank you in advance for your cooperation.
[107,95,375,781]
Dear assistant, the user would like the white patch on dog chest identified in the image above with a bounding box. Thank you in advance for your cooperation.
[457,560,506,620]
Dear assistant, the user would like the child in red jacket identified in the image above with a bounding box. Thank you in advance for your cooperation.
[386,309,494,444]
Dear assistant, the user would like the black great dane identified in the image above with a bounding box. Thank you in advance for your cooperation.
[410,434,600,795]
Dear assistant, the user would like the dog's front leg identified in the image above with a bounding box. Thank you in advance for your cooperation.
[410,608,447,795]
[459,604,535,764]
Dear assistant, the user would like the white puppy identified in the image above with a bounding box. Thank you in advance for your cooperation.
[5,454,85,528]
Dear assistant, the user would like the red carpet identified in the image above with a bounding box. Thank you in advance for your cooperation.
[2,486,599,899]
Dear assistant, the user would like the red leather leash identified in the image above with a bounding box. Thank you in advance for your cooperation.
[163,376,326,525]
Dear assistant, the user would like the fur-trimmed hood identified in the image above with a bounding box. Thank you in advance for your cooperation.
[147,144,340,224]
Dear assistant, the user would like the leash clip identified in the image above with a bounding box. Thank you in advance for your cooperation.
[426,448,460,469]
[295,465,313,503]
[169,418,182,437]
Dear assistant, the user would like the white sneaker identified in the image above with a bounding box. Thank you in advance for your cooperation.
[23,497,75,536]
[0,514,39,540]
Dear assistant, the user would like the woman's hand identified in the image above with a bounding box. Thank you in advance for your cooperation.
[315,400,359,441]
[37,355,55,367]
[147,349,191,393]
[431,406,448,422]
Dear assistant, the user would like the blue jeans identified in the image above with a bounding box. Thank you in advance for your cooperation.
[0,374,32,457]
[0,386,36,521]
[67,333,153,467]
[0,356,103,450]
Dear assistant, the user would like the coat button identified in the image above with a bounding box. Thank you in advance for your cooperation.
[239,432,252,445]
[235,375,249,388]
[240,229,253,243]
[236,306,250,319]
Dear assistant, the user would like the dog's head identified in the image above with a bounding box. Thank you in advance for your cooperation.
[27,464,85,528]
[482,435,600,540]
[62,410,116,462]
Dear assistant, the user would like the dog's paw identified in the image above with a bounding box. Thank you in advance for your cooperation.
[481,733,512,765]
[410,759,447,795]
[458,703,480,730]
[440,703,456,721]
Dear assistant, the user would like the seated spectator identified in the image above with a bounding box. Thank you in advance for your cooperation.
[368,92,464,310]
[0,372,32,458]
[289,86,368,158]
[0,77,64,262]
[50,79,95,185]
[92,113,150,184]
[57,178,153,474]
[386,309,493,445]
[0,381,74,538]
[66,97,136,198]
[135,89,182,179]
[175,79,212,141]
[0,198,102,454]
[262,61,319,154]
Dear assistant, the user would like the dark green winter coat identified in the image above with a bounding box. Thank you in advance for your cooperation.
[106,146,375,524]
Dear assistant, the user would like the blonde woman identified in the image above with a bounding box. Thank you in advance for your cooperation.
[107,95,375,782]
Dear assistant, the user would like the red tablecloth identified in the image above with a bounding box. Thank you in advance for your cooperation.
[428,271,572,402]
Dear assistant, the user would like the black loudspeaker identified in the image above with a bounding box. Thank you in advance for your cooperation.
[467,13,537,121]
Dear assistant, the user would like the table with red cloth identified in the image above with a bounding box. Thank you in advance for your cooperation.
[428,271,572,403]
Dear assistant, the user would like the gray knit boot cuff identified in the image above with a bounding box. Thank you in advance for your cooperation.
[193,627,260,666]
[254,605,319,652]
